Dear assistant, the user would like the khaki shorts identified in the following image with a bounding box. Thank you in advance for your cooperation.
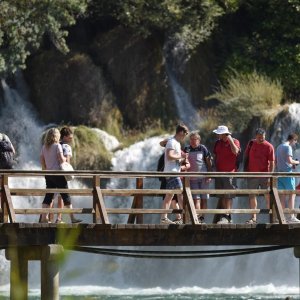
[215,177,236,199]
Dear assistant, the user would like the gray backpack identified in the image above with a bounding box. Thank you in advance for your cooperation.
[0,138,14,169]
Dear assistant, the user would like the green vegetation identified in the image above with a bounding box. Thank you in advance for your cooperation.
[88,0,235,53]
[206,70,283,132]
[0,0,87,75]
[215,0,300,99]
[73,125,112,170]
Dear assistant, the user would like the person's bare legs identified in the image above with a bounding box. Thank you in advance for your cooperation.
[249,195,257,221]
[161,193,174,220]
[40,203,50,223]
[64,204,82,223]
[171,199,181,220]
[56,195,63,222]
[200,198,207,219]
[176,194,184,220]
[288,193,296,219]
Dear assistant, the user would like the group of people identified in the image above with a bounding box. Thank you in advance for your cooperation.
[159,124,300,225]
[1,123,300,225]
[0,127,82,224]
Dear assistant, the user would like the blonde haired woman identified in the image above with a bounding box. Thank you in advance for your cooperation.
[40,128,73,223]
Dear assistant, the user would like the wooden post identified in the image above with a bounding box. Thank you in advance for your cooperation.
[0,174,3,223]
[6,245,64,300]
[41,245,63,300]
[270,176,276,223]
[1,174,9,223]
[128,178,144,224]
[6,248,28,300]
[93,175,101,223]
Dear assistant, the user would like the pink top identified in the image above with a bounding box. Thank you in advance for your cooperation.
[41,143,63,170]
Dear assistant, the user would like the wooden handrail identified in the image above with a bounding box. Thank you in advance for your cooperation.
[1,171,299,224]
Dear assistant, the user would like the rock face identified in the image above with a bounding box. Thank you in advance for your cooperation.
[24,23,217,130]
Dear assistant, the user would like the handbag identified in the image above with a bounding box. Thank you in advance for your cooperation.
[60,162,74,181]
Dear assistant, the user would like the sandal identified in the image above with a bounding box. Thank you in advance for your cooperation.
[246,218,257,224]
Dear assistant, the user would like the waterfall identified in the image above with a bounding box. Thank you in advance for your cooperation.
[164,40,201,130]
[0,77,299,295]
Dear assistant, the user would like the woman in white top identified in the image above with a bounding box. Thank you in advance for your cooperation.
[40,128,72,223]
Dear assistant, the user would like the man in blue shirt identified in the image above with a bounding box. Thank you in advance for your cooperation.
[276,133,300,223]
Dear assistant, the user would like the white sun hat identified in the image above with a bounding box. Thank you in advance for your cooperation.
[213,125,231,135]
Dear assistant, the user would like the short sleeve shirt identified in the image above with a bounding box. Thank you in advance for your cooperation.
[61,143,72,158]
[214,138,240,172]
[276,142,293,172]
[185,144,210,172]
[164,137,181,172]
[41,143,63,170]
[248,140,275,172]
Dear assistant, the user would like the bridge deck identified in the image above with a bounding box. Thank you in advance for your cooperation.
[1,223,300,247]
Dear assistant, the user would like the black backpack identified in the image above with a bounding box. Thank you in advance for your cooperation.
[0,138,14,169]
[156,153,165,181]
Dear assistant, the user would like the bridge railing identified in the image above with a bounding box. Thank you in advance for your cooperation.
[1,170,300,225]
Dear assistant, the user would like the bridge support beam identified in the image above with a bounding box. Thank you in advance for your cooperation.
[5,245,64,300]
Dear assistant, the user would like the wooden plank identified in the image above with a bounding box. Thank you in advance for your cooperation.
[9,188,272,197]
[272,187,286,224]
[3,185,16,223]
[2,224,300,246]
[95,187,110,224]
[184,178,199,225]
[10,188,92,196]
[14,208,95,214]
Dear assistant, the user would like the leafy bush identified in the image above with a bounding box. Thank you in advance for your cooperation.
[207,70,283,132]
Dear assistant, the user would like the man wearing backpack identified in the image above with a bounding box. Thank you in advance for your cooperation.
[0,132,15,204]
[0,133,15,169]
[213,125,240,224]
[244,128,275,224]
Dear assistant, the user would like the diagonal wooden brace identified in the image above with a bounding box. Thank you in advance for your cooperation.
[184,177,199,225]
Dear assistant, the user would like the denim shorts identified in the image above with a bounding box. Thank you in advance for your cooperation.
[166,177,183,189]
[190,179,209,200]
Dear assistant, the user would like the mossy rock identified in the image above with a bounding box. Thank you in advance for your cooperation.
[72,125,112,170]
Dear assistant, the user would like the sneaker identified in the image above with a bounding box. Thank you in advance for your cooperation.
[198,216,205,224]
[71,218,82,224]
[55,219,65,224]
[160,218,175,224]
[217,215,232,224]
[173,218,183,225]
[287,216,300,223]
[246,218,257,224]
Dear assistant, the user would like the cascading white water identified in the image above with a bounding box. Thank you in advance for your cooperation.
[163,40,201,130]
[1,77,299,296]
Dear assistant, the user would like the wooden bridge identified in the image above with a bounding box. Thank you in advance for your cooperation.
[1,170,300,299]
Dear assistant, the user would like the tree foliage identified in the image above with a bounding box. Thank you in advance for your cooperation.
[88,0,239,53]
[216,0,300,99]
[0,0,87,76]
